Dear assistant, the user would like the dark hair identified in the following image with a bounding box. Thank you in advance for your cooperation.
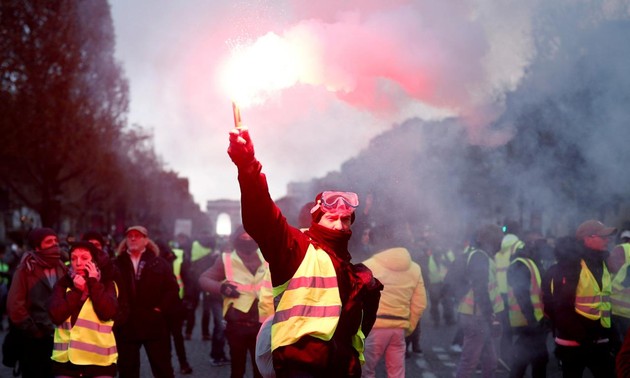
[81,231,105,248]
[69,241,101,265]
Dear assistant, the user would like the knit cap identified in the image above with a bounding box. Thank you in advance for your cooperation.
[27,227,57,249]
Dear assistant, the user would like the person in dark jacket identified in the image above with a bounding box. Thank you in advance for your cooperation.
[113,226,180,378]
[507,241,548,377]
[542,220,616,377]
[199,226,271,378]
[48,241,118,377]
[228,126,383,377]
[7,227,67,378]
[454,224,505,378]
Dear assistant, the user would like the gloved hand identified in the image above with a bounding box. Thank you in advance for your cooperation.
[220,282,241,298]
[228,126,256,167]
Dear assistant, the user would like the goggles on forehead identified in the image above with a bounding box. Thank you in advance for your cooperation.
[321,191,359,208]
[311,191,359,215]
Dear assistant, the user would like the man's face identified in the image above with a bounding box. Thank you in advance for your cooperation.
[39,235,59,250]
[126,230,148,253]
[318,211,352,231]
[584,234,611,251]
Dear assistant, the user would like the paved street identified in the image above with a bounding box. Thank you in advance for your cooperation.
[3,314,570,377]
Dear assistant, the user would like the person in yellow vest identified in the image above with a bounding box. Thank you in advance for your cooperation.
[495,232,524,368]
[606,229,630,353]
[48,241,118,377]
[542,220,616,377]
[227,126,383,377]
[506,240,548,377]
[182,232,217,341]
[455,224,505,378]
[198,226,272,378]
[0,244,10,331]
[155,238,193,375]
[427,244,456,327]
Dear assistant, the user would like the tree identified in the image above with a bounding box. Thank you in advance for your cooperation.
[0,1,128,227]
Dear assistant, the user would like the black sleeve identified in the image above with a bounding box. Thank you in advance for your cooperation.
[467,252,493,319]
[48,275,84,326]
[508,261,537,325]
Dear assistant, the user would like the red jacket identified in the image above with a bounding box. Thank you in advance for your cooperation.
[237,161,382,377]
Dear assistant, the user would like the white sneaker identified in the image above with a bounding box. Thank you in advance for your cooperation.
[449,344,463,353]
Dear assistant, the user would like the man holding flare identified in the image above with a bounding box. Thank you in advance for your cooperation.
[227,122,383,377]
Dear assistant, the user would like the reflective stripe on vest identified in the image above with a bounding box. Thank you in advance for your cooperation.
[271,244,342,351]
[575,259,612,328]
[458,248,505,315]
[507,257,544,327]
[222,250,269,317]
[52,286,118,366]
[191,241,211,262]
[611,244,630,318]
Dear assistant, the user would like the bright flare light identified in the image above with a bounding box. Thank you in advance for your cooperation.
[220,32,311,107]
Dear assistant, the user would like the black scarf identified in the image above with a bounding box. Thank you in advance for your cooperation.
[305,222,352,262]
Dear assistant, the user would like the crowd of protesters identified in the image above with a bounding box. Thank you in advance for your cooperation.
[1,123,630,378]
[3,214,630,378]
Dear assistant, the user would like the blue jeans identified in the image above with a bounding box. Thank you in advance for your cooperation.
[456,313,497,378]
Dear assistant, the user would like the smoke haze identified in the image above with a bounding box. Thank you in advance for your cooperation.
[110,0,630,211]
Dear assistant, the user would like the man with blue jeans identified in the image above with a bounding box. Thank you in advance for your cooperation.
[455,224,505,378]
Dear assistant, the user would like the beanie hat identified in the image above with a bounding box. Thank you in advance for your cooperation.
[81,231,105,248]
[27,227,57,249]
[298,201,316,228]
[231,225,248,244]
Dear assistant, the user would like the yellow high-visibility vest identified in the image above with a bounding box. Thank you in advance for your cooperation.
[222,250,269,317]
[172,248,184,298]
[611,244,630,318]
[428,254,448,284]
[190,241,211,262]
[496,237,524,294]
[271,244,367,363]
[507,257,543,327]
[52,286,118,366]
[271,245,341,350]
[575,259,611,328]
[458,248,504,315]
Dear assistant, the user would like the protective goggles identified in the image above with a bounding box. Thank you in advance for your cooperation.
[314,191,359,213]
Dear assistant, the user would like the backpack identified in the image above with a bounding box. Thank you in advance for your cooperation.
[2,324,23,376]
[443,248,476,302]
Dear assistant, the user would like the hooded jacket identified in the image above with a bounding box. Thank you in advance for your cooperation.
[363,247,426,334]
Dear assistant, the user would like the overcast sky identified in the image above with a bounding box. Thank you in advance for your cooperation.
[108,0,626,206]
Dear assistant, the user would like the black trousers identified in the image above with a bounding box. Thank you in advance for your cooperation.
[117,336,174,378]
[510,328,548,378]
[555,342,614,378]
[225,321,262,378]
[20,334,54,378]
